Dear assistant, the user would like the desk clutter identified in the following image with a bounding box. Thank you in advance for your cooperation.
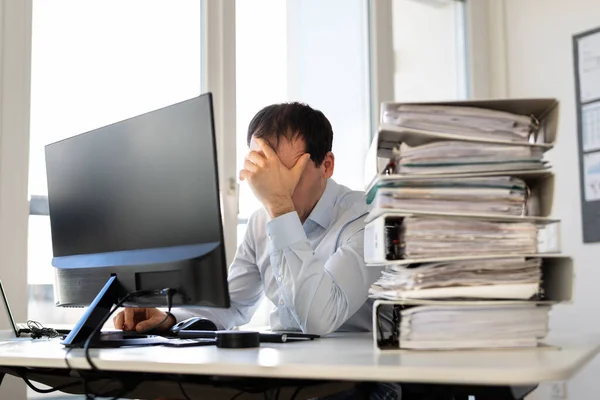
[364,98,571,351]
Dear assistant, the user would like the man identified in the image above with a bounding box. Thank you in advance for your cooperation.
[113,102,382,336]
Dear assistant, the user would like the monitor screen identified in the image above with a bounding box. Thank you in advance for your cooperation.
[45,93,229,311]
[46,95,222,257]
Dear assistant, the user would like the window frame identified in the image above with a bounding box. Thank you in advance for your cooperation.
[23,0,239,279]
[0,2,33,398]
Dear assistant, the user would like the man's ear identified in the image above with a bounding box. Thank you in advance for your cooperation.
[321,152,335,179]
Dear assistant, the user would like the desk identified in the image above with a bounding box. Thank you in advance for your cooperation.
[0,332,598,399]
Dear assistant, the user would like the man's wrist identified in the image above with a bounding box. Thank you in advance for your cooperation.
[266,196,295,219]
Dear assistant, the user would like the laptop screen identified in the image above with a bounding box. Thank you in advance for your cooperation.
[0,279,20,337]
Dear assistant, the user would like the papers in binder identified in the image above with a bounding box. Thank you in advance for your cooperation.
[386,217,538,260]
[370,176,529,217]
[369,257,541,300]
[397,304,549,350]
[382,104,539,143]
[390,141,547,175]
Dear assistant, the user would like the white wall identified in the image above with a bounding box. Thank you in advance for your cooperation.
[501,0,600,398]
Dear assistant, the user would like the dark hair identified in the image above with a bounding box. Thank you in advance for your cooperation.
[246,102,333,166]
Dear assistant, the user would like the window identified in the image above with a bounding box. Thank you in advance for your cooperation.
[28,0,203,324]
[236,0,372,327]
[392,0,469,101]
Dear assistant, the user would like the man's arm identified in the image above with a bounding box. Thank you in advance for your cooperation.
[268,211,377,336]
[170,229,264,330]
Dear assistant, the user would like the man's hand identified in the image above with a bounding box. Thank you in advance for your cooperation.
[113,308,176,332]
[239,138,310,219]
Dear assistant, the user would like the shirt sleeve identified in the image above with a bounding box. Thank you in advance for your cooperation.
[170,223,264,330]
[267,210,373,336]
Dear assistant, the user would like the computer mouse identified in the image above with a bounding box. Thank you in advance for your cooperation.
[170,317,218,333]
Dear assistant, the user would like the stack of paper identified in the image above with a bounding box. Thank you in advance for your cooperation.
[370,257,542,300]
[390,217,538,259]
[397,304,550,350]
[390,141,547,174]
[368,99,563,351]
[371,176,528,216]
[382,104,539,143]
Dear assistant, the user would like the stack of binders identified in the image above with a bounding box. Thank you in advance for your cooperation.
[364,99,572,351]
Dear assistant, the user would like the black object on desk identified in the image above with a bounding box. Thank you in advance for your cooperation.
[179,330,320,344]
[161,332,260,348]
[170,317,218,334]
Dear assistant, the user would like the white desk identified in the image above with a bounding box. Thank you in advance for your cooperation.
[0,332,599,387]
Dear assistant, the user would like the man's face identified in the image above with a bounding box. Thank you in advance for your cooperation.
[250,135,329,213]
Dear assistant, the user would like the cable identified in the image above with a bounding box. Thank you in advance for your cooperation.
[176,379,193,400]
[64,347,95,399]
[137,289,176,335]
[27,320,60,339]
[56,287,176,399]
[290,386,304,400]
[83,291,138,371]
[82,288,175,371]
[229,390,245,400]
[10,368,82,394]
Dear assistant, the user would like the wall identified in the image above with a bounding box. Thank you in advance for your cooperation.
[500,0,600,398]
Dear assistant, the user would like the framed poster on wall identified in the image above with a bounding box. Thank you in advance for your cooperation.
[573,26,600,243]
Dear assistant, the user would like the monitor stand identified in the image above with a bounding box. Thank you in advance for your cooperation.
[62,275,167,348]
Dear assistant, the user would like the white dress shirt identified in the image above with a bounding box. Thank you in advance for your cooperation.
[172,179,384,335]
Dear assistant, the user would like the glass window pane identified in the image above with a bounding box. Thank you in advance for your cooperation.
[235,0,371,328]
[28,0,202,323]
[392,0,469,101]
[286,0,371,190]
[236,0,287,220]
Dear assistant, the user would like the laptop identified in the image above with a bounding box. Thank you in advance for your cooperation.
[0,279,71,337]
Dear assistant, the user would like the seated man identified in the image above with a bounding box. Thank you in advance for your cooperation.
[113,102,383,336]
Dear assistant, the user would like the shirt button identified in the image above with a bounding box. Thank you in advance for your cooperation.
[268,234,272,241]
[279,299,285,306]
[277,276,282,282]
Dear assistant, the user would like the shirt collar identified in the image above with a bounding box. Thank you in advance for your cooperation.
[306,179,337,230]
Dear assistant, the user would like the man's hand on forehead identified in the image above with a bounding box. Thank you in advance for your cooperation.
[249,136,276,154]
[240,138,310,219]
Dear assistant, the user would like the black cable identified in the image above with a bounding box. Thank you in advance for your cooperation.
[27,320,60,339]
[176,379,193,400]
[83,292,138,371]
[229,391,245,400]
[63,347,94,399]
[290,386,304,400]
[63,347,74,371]
[55,288,176,399]
[82,288,175,371]
[84,379,95,400]
[136,311,173,334]
[10,368,82,394]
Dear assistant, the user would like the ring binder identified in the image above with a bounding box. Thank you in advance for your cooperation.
[366,98,571,351]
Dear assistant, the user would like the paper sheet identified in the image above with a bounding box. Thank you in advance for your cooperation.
[584,151,600,201]
[578,30,600,102]
[582,101,600,152]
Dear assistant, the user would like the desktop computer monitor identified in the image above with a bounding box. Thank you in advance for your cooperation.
[45,93,230,347]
